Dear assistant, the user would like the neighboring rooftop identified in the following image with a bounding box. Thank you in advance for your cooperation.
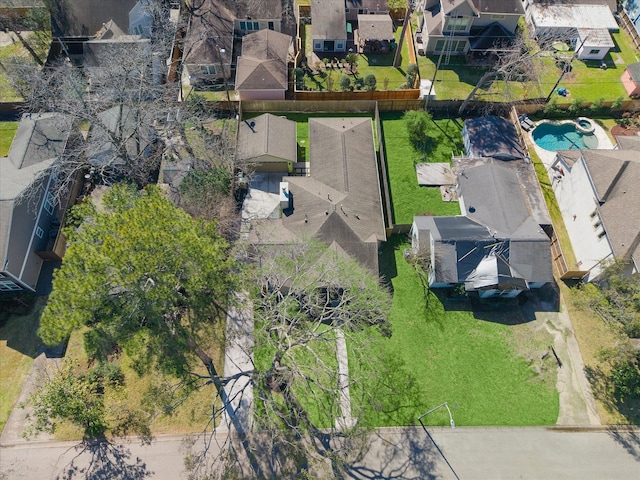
[236,113,297,164]
[528,4,618,30]
[235,29,292,91]
[357,14,394,41]
[49,0,137,37]
[311,0,347,40]
[463,116,525,160]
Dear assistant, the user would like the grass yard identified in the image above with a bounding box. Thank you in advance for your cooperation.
[0,31,50,102]
[300,25,412,91]
[361,236,559,427]
[0,296,45,435]
[0,122,19,156]
[53,324,226,441]
[380,111,463,225]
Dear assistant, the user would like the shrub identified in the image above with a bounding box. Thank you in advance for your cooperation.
[611,96,625,111]
[293,67,304,89]
[339,75,351,91]
[354,77,365,90]
[364,74,377,91]
[567,98,584,116]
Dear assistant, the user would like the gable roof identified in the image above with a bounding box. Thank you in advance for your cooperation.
[413,163,552,287]
[49,0,137,37]
[183,0,234,66]
[626,62,640,83]
[580,150,640,262]
[311,0,347,40]
[250,117,385,273]
[357,14,394,41]
[235,29,291,90]
[236,113,297,163]
[464,116,525,160]
[474,0,524,15]
[1,112,72,268]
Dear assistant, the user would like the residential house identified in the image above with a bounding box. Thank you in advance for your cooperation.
[621,62,640,97]
[0,113,76,292]
[525,3,618,60]
[236,114,297,172]
[416,0,525,56]
[88,105,160,182]
[235,29,292,100]
[623,0,640,43]
[183,0,285,88]
[129,0,154,37]
[345,0,390,22]
[550,138,640,280]
[49,0,137,37]
[357,14,395,53]
[411,163,553,298]
[312,0,348,53]
[249,117,386,273]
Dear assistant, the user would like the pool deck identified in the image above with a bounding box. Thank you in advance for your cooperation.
[527,119,615,170]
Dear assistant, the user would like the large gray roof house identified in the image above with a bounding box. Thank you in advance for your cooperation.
[1,113,74,292]
[411,163,553,298]
[250,117,386,273]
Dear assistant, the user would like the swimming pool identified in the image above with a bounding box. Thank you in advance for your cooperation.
[532,121,599,151]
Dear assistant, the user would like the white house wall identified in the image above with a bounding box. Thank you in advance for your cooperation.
[552,158,614,280]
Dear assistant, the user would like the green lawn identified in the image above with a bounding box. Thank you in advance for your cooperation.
[380,111,463,225]
[0,122,19,156]
[359,237,559,427]
[0,296,45,435]
[0,31,50,102]
[417,29,639,102]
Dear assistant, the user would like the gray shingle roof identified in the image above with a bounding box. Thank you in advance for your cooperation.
[357,14,394,41]
[311,0,347,40]
[626,62,640,83]
[236,113,297,163]
[250,117,385,273]
[49,0,137,37]
[235,29,292,90]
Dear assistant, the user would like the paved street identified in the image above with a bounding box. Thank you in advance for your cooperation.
[2,426,639,479]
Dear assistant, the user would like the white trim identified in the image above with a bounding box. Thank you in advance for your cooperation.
[19,173,53,280]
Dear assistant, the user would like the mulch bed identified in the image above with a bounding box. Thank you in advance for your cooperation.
[611,125,640,136]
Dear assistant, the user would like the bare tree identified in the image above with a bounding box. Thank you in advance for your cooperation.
[457,29,570,116]
[184,241,423,479]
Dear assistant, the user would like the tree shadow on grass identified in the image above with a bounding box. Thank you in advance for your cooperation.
[584,365,640,426]
[58,439,153,480]
[0,294,45,359]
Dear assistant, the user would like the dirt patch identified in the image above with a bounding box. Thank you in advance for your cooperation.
[611,125,640,136]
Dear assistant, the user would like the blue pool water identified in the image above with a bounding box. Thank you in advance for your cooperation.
[532,122,599,151]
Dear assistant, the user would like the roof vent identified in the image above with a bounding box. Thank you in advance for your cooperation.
[469,206,476,213]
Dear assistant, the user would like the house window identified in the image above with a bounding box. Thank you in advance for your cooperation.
[200,65,216,75]
[0,280,21,292]
[336,41,344,49]
[358,9,365,14]
[44,192,55,215]
[593,221,602,230]
[597,230,607,240]
[314,41,322,50]
[492,14,505,19]
[434,39,466,53]
[589,210,597,218]
[268,21,274,30]
[240,20,258,31]
[445,16,469,32]
[345,8,350,13]
[36,226,44,239]
[589,49,600,55]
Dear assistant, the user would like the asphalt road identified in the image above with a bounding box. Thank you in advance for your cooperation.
[2,426,639,479]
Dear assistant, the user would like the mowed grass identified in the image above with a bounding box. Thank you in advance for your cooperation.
[380,111,463,225]
[0,122,19,156]
[0,297,45,434]
[366,237,559,427]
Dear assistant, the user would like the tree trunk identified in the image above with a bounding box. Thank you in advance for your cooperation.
[458,71,497,116]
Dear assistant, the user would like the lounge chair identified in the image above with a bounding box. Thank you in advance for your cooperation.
[519,114,534,131]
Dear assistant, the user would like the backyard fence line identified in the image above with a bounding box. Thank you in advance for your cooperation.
[374,103,394,231]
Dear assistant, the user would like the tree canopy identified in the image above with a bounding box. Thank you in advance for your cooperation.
[40,184,235,377]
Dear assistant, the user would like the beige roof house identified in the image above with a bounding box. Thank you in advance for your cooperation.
[235,29,292,100]
[236,113,297,172]
[250,117,386,273]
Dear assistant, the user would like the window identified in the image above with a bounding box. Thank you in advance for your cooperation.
[492,14,505,20]
[445,17,469,32]
[358,9,365,14]
[593,221,602,230]
[268,21,274,30]
[36,226,44,239]
[200,65,216,75]
[314,41,322,50]
[589,210,597,219]
[345,8,350,13]
[434,39,466,53]
[44,192,55,215]
[597,230,607,239]
[336,41,344,49]
[589,49,600,55]
[0,280,21,292]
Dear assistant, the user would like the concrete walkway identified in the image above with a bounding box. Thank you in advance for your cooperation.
[335,329,355,429]
[221,291,254,433]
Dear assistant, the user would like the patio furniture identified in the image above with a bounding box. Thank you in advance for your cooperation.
[518,114,534,131]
